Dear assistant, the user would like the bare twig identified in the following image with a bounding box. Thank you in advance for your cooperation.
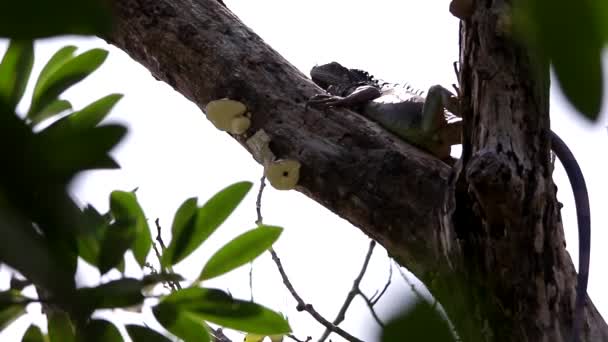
[255,175,266,225]
[250,173,267,302]
[269,248,364,342]
[154,218,181,291]
[210,327,232,342]
[319,240,376,341]
[370,261,392,305]
[249,261,254,302]
[358,291,385,328]
[256,175,362,342]
[287,334,312,342]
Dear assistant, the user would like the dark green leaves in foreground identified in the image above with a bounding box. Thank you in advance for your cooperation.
[126,325,173,342]
[513,0,608,121]
[109,191,152,268]
[0,290,26,331]
[199,225,283,281]
[154,288,291,337]
[163,181,253,266]
[22,324,45,342]
[382,299,456,342]
[77,319,123,342]
[0,1,112,39]
[0,40,33,111]
[28,48,108,119]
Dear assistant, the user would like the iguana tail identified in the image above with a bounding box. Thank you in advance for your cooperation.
[550,130,591,342]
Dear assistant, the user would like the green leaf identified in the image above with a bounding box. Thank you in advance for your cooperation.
[0,2,112,39]
[0,290,26,332]
[33,46,77,99]
[97,220,136,274]
[77,205,108,266]
[77,319,123,342]
[22,324,45,342]
[513,0,604,120]
[125,325,172,342]
[381,300,456,342]
[68,94,123,129]
[0,203,76,302]
[0,40,34,111]
[36,124,127,180]
[28,48,108,117]
[165,181,253,266]
[48,311,75,342]
[199,225,282,281]
[161,197,198,267]
[161,287,291,335]
[153,303,211,342]
[109,190,151,267]
[142,273,185,287]
[28,99,72,126]
[77,278,144,311]
[40,93,122,131]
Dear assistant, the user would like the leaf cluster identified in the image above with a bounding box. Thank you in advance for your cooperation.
[0,41,289,341]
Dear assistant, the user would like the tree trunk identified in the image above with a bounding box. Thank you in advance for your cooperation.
[104,0,607,340]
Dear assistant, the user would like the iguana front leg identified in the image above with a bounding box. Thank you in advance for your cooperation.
[420,84,460,132]
[307,85,381,107]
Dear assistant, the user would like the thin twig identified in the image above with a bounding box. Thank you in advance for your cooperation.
[256,175,361,342]
[154,218,181,291]
[210,327,232,342]
[370,261,392,305]
[249,262,254,302]
[255,175,266,225]
[250,174,267,302]
[319,240,376,341]
[287,334,312,342]
[357,291,385,328]
[269,248,364,342]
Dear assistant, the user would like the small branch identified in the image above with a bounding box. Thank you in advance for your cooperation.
[256,174,361,342]
[250,173,267,302]
[210,327,232,342]
[249,262,254,302]
[269,248,363,342]
[255,175,266,225]
[287,334,312,342]
[154,219,181,291]
[319,240,376,341]
[370,261,392,305]
[358,291,385,328]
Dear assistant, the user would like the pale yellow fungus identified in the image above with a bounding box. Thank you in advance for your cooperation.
[265,159,301,190]
[206,98,247,131]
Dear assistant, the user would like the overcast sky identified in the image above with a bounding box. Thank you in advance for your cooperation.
[1,1,607,341]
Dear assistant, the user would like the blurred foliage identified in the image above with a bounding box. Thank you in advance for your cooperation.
[513,0,608,121]
[0,1,112,39]
[382,299,456,342]
[0,42,288,341]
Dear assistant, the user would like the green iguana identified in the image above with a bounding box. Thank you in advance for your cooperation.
[308,61,590,342]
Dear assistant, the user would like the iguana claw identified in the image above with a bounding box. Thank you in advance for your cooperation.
[306,94,349,109]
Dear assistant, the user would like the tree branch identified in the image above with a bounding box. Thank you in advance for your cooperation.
[105,0,454,281]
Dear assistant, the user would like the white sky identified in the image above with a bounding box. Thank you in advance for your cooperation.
[1,1,607,341]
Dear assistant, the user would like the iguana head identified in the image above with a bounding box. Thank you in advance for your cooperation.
[310,62,376,90]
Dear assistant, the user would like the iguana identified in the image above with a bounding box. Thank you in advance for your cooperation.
[308,61,590,342]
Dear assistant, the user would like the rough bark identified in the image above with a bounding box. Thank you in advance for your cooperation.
[104,0,606,341]
[451,1,607,341]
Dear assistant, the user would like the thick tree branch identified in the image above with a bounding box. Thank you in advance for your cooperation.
[106,0,454,280]
[104,0,608,340]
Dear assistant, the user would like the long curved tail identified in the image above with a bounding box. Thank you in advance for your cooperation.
[550,130,591,342]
